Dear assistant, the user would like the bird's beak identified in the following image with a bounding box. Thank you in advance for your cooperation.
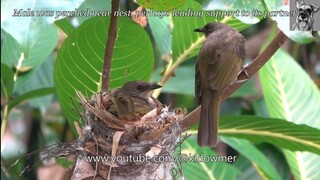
[150,84,162,90]
[194,28,203,32]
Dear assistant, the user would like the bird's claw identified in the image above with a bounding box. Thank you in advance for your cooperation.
[235,65,250,83]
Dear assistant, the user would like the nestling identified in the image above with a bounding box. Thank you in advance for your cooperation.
[104,81,162,120]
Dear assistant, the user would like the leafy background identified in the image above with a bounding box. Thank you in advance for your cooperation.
[55,16,154,130]
[1,0,320,179]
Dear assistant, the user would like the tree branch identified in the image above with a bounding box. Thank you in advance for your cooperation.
[101,0,120,92]
[179,29,287,131]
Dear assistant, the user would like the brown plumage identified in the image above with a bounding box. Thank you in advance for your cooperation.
[104,81,162,120]
[195,22,246,147]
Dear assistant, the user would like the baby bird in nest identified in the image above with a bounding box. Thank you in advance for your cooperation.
[103,81,162,120]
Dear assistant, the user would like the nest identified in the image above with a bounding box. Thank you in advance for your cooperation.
[74,91,186,179]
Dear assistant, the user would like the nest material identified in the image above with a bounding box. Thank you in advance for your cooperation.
[75,91,186,179]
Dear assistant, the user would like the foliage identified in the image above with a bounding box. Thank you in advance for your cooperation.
[54,16,154,131]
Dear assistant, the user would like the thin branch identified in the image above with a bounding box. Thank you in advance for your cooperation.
[152,36,205,98]
[161,36,205,86]
[179,29,288,131]
[101,0,120,92]
[159,17,231,86]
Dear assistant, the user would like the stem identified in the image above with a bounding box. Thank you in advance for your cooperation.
[1,105,9,143]
[101,0,120,92]
[179,29,288,131]
[222,30,287,99]
[13,53,24,82]
[152,36,205,98]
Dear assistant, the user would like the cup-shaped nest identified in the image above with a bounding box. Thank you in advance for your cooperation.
[75,91,186,178]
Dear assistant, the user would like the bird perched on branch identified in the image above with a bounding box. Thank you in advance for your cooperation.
[103,81,162,120]
[194,22,246,147]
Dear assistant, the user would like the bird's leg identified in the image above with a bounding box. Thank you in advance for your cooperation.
[235,64,251,84]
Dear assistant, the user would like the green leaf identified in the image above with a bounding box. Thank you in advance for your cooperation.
[136,0,186,11]
[220,115,320,155]
[172,0,213,63]
[1,26,58,88]
[221,137,281,180]
[1,25,57,68]
[54,18,75,36]
[1,0,84,46]
[259,49,320,122]
[252,98,270,117]
[76,0,111,24]
[179,137,240,179]
[234,156,262,180]
[152,65,195,95]
[172,0,252,65]
[8,87,55,111]
[203,0,265,24]
[55,16,154,132]
[259,47,320,179]
[1,33,21,68]
[256,144,292,180]
[1,1,83,89]
[148,16,172,55]
[1,63,14,98]
[16,56,54,111]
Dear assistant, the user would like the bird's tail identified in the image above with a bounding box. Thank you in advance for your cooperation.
[197,90,220,147]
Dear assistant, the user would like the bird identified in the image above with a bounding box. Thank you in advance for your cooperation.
[104,81,162,120]
[194,22,246,147]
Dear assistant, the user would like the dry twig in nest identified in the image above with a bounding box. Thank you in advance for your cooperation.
[71,91,186,179]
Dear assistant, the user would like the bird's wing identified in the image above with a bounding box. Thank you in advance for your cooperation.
[234,35,247,60]
[208,53,243,93]
[111,96,134,115]
[206,35,245,94]
[195,61,202,105]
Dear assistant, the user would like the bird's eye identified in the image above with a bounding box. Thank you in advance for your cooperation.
[137,85,143,90]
